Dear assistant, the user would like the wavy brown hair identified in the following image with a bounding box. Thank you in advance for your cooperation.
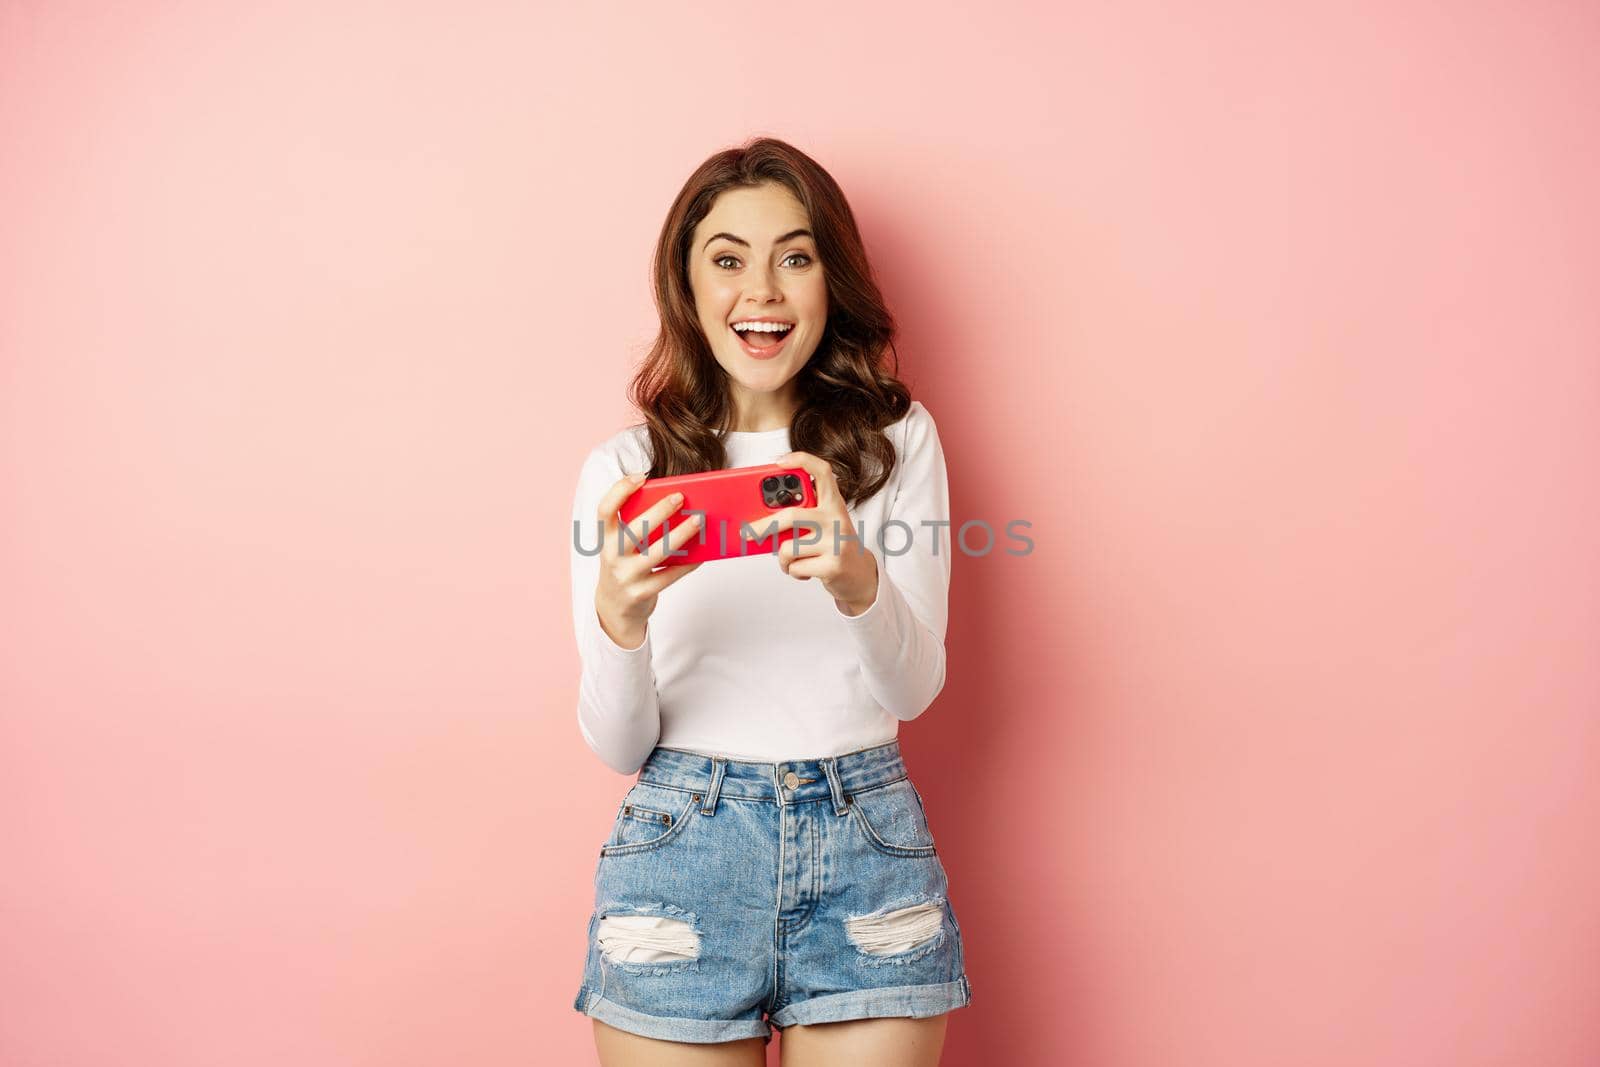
[626,136,912,509]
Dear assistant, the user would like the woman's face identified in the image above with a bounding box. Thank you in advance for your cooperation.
[687,183,828,422]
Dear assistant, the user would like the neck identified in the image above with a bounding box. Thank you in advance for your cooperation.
[729,388,798,433]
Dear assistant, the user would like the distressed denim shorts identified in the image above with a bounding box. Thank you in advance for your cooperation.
[572,739,973,1045]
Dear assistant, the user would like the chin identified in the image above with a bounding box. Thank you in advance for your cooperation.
[733,371,794,393]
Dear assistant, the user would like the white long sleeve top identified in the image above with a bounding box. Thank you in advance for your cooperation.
[568,400,952,775]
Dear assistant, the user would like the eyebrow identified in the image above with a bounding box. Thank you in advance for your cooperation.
[702,228,814,251]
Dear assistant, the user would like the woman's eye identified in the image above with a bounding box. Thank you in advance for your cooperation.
[712,253,813,270]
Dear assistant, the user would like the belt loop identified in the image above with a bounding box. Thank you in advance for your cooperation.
[822,756,850,817]
[701,756,726,816]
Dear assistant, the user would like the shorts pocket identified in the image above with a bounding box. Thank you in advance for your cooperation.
[599,783,702,857]
[848,777,938,857]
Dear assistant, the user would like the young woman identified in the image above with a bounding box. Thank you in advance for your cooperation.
[569,137,971,1067]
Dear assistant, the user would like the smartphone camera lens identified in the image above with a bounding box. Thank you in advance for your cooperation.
[783,474,801,491]
[762,476,780,492]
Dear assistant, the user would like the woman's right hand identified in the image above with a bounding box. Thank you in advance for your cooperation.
[593,473,704,650]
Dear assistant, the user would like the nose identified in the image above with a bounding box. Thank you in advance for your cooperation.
[744,261,782,304]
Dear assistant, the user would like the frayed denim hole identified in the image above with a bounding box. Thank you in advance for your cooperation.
[853,926,948,969]
[596,902,702,976]
[843,897,947,967]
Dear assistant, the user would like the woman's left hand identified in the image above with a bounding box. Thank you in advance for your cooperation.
[752,450,879,616]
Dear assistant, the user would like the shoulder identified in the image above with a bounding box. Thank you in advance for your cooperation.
[873,400,946,509]
[575,422,652,487]
[890,399,941,455]
[590,422,652,470]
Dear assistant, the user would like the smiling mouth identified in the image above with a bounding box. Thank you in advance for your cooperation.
[730,323,795,359]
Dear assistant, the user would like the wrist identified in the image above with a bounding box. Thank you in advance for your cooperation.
[595,602,647,651]
[834,554,880,617]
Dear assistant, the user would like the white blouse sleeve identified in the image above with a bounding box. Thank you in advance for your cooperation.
[831,403,953,721]
[570,445,662,775]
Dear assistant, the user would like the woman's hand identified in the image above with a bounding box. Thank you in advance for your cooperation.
[752,450,880,616]
[593,472,704,649]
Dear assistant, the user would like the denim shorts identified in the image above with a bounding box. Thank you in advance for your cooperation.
[572,739,973,1044]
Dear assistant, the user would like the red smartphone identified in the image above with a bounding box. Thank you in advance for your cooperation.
[616,463,818,566]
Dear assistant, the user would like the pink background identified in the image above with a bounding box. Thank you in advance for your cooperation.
[3,2,1597,1065]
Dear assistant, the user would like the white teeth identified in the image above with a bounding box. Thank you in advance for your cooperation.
[732,321,793,333]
